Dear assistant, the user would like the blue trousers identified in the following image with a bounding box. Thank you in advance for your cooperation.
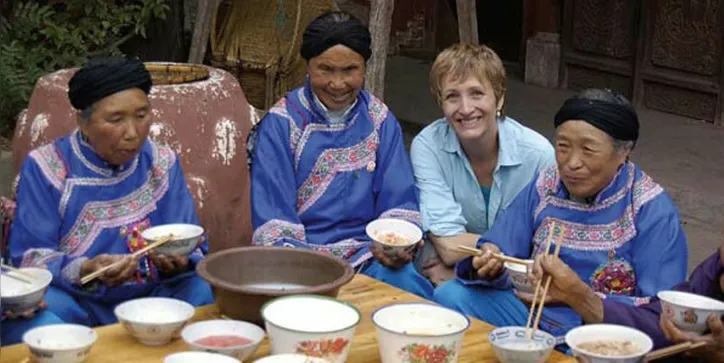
[433,279,582,349]
[1,310,65,346]
[46,274,213,327]
[363,260,435,300]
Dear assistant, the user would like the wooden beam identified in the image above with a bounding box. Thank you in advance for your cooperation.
[456,0,478,44]
[365,0,395,100]
[188,0,220,64]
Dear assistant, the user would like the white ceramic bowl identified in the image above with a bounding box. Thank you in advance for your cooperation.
[141,223,204,256]
[658,290,724,334]
[115,297,195,346]
[372,302,470,363]
[261,295,360,363]
[488,326,555,363]
[23,324,97,363]
[366,218,422,257]
[164,351,241,363]
[566,324,653,363]
[1,267,53,312]
[182,319,266,361]
[504,260,534,294]
[253,354,329,363]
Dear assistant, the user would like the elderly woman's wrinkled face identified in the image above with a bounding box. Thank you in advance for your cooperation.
[308,44,365,111]
[440,75,503,143]
[80,88,151,166]
[555,120,629,200]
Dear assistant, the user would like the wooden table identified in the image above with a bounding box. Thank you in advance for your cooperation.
[1,275,574,362]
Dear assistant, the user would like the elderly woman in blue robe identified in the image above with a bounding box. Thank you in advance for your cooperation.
[434,89,688,343]
[248,11,433,298]
[3,58,213,344]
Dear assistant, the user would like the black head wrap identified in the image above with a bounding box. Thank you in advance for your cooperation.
[300,11,371,61]
[68,57,152,111]
[554,97,639,142]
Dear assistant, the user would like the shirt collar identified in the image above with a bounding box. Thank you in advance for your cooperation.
[442,117,522,166]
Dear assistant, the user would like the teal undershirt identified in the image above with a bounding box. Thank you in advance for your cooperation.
[480,186,491,228]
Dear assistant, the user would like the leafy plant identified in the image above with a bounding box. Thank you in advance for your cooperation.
[0,0,170,136]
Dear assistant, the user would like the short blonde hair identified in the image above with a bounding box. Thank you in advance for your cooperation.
[429,43,507,111]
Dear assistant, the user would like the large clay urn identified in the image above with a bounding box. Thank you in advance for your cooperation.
[11,63,254,252]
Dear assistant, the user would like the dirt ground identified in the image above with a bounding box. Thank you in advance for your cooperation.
[1,55,721,272]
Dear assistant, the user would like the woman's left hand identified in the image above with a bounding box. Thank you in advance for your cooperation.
[660,312,724,361]
[149,252,190,276]
[370,242,418,270]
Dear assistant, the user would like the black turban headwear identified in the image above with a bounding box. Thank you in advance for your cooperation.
[553,98,639,142]
[300,11,371,61]
[68,57,152,111]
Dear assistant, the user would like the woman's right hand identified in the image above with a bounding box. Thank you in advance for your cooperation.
[472,243,504,280]
[80,254,138,287]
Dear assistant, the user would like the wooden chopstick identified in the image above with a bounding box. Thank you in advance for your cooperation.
[456,245,531,265]
[1,264,34,284]
[644,340,708,361]
[80,234,175,285]
[525,223,566,339]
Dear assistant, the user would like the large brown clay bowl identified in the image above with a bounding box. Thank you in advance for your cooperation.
[196,246,355,325]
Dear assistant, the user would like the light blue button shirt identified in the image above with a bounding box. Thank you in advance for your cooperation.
[411,117,555,236]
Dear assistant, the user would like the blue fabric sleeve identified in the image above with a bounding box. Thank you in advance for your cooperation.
[604,193,688,305]
[373,113,421,225]
[9,154,98,296]
[410,133,466,236]
[249,113,308,247]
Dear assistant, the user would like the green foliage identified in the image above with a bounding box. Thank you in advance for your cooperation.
[0,0,170,135]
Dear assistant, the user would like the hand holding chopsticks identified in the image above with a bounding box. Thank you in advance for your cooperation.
[80,234,175,285]
[457,245,532,266]
[525,222,566,339]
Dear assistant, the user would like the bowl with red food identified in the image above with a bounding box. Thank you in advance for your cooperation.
[181,319,265,361]
[366,218,423,259]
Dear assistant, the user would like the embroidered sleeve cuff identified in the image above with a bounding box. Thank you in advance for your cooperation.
[61,257,89,286]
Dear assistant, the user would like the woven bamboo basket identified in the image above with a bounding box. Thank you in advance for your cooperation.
[210,0,338,110]
[145,63,210,85]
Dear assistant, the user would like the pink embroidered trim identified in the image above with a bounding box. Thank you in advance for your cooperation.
[20,248,64,268]
[532,214,637,252]
[61,256,88,285]
[58,144,175,257]
[252,219,306,246]
[367,95,389,128]
[266,98,303,166]
[298,88,311,111]
[297,133,378,214]
[379,208,422,227]
[294,115,359,170]
[533,163,635,220]
[29,144,67,191]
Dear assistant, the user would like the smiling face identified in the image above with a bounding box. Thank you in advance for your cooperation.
[79,88,151,166]
[440,75,504,143]
[555,120,629,200]
[307,44,366,111]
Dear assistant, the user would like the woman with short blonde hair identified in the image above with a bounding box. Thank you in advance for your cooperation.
[411,43,555,284]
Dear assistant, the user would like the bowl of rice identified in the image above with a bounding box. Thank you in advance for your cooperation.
[115,297,195,346]
[141,223,204,256]
[1,267,52,312]
[488,326,555,363]
[565,324,653,363]
[23,324,97,363]
[366,218,422,258]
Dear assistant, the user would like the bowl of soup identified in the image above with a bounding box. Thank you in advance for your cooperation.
[488,326,555,363]
[254,354,329,363]
[196,246,354,325]
[23,324,97,363]
[261,295,360,363]
[141,223,204,256]
[566,324,653,363]
[164,351,241,363]
[182,319,265,361]
[658,290,724,334]
[1,267,52,312]
[503,260,534,294]
[366,218,422,258]
[372,302,470,363]
[115,297,195,346]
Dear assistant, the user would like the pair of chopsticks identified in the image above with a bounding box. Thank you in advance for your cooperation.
[1,263,34,284]
[456,245,531,265]
[643,340,708,361]
[80,234,175,285]
[525,222,566,339]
